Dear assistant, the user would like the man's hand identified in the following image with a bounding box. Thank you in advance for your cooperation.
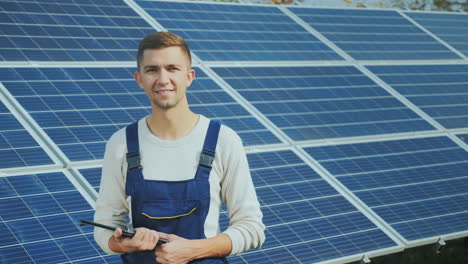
[155,233,198,264]
[155,233,232,264]
[109,227,159,253]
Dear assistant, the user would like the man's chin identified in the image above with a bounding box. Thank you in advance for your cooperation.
[152,100,176,110]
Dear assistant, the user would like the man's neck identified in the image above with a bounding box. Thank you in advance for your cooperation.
[146,108,200,141]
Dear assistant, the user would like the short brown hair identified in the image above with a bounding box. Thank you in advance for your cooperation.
[136,32,192,70]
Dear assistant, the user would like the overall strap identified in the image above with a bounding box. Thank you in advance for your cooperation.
[125,121,141,170]
[196,120,221,178]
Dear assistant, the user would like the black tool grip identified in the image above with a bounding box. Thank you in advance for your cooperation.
[79,219,167,244]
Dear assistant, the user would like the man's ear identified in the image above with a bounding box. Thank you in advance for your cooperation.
[187,68,195,87]
[134,71,143,89]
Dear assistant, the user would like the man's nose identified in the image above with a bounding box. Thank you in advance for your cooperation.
[158,70,170,86]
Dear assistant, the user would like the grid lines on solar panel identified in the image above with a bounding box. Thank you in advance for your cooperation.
[303,136,468,241]
[368,64,468,130]
[134,0,343,61]
[0,0,155,61]
[0,98,54,169]
[0,171,120,263]
[406,12,468,57]
[221,150,397,263]
[0,67,280,162]
[213,66,435,141]
[288,7,461,60]
[79,167,101,192]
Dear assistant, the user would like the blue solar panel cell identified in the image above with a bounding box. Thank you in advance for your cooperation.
[0,100,54,169]
[406,12,468,57]
[0,221,17,247]
[213,66,435,141]
[0,245,35,264]
[79,167,102,192]
[289,7,460,60]
[24,240,69,264]
[135,0,342,61]
[0,0,154,62]
[8,218,51,243]
[368,64,468,129]
[304,136,468,241]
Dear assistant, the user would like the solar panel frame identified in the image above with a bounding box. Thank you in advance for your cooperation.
[287,6,462,61]
[0,169,119,264]
[301,135,468,247]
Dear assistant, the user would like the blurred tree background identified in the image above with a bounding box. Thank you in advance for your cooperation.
[271,0,468,11]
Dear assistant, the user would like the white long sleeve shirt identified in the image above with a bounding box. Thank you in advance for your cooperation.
[94,115,265,256]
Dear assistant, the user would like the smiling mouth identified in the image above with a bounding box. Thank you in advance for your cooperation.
[155,89,174,95]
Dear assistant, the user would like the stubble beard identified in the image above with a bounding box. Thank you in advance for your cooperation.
[152,98,176,110]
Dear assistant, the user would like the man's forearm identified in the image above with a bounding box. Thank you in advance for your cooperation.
[193,233,232,258]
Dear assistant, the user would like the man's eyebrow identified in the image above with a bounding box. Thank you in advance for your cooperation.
[143,64,182,69]
[143,65,158,69]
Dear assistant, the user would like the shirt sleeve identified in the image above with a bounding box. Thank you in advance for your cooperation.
[93,129,129,255]
[219,127,266,256]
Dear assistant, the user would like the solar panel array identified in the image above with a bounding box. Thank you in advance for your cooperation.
[1,0,467,263]
[367,64,468,129]
[0,0,154,61]
[212,65,435,141]
[0,171,120,263]
[288,7,462,60]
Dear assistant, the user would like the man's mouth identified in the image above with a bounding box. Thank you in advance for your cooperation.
[155,89,174,95]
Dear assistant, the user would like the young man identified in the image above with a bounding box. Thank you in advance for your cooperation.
[94,32,265,264]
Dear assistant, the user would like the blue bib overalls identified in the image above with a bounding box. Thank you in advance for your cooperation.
[121,120,228,264]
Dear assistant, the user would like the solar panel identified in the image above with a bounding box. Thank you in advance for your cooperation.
[221,150,399,263]
[0,66,280,162]
[367,64,468,129]
[134,0,343,61]
[406,11,468,57]
[0,0,154,61]
[212,65,435,141]
[303,136,468,242]
[0,171,120,263]
[288,7,461,60]
[0,94,55,170]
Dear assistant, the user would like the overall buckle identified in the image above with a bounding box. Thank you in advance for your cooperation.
[126,151,141,170]
[199,149,215,168]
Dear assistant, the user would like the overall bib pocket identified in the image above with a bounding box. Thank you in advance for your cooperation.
[141,200,202,238]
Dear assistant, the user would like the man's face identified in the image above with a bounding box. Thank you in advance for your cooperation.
[135,47,194,111]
